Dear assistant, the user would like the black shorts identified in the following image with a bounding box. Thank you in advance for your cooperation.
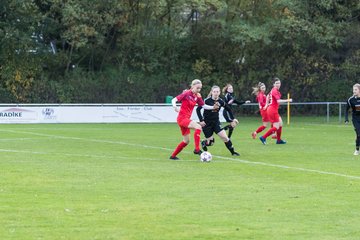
[203,120,223,138]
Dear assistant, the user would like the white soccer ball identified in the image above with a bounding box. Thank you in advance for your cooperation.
[200,151,212,162]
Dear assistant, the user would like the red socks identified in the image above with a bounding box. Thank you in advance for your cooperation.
[171,129,202,157]
[276,127,282,141]
[263,127,277,139]
[256,125,266,133]
[171,141,188,158]
[194,129,202,151]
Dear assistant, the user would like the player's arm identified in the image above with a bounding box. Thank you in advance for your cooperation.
[196,105,204,122]
[197,96,219,110]
[223,103,235,120]
[202,104,219,110]
[171,97,179,112]
[263,94,270,110]
[345,100,351,123]
[223,102,238,127]
[234,99,250,105]
[277,99,293,103]
[224,94,233,105]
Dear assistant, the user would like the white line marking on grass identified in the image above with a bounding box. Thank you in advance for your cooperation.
[0,138,45,141]
[0,148,200,163]
[1,129,360,180]
[0,148,162,161]
[0,129,170,150]
[213,155,360,180]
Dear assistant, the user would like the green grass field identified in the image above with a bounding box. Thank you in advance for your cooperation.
[1,118,360,240]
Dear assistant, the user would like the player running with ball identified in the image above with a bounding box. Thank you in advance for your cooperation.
[196,85,240,156]
[169,79,219,160]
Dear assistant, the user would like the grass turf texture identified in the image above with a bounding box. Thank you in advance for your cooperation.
[1,117,360,239]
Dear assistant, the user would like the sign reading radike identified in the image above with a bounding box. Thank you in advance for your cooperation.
[0,108,38,123]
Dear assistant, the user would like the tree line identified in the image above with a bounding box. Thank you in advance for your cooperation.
[0,0,359,103]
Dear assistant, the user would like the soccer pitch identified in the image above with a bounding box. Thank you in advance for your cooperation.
[1,118,360,239]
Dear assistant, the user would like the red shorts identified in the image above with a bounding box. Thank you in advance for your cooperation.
[177,117,192,136]
[267,107,280,123]
[260,109,269,122]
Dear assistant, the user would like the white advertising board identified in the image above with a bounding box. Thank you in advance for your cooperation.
[0,105,225,124]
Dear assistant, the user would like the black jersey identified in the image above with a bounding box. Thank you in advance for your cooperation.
[224,92,246,107]
[196,97,234,123]
[223,92,245,122]
[345,96,360,121]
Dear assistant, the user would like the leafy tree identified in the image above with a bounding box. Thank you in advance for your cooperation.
[0,0,359,103]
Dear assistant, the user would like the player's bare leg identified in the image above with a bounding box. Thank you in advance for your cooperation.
[188,121,203,154]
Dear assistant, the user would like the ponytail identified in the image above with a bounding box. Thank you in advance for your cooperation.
[222,84,232,95]
[252,82,265,96]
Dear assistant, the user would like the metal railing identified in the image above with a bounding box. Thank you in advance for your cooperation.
[288,102,346,123]
[231,102,347,123]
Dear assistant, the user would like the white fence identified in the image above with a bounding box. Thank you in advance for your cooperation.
[0,104,177,123]
[0,102,347,124]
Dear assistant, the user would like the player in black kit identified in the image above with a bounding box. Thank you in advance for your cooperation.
[222,84,250,138]
[345,83,360,155]
[196,85,240,156]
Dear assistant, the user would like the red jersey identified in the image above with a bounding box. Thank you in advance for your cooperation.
[176,90,204,119]
[256,91,267,110]
[268,87,281,110]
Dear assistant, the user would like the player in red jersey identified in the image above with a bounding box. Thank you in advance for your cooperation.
[169,79,218,160]
[259,77,292,145]
[251,82,270,139]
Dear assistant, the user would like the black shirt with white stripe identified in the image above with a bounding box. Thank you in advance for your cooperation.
[345,95,360,121]
[196,97,234,123]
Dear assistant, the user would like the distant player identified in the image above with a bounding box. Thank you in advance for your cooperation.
[222,84,250,138]
[251,82,276,139]
[345,83,360,155]
[196,85,240,156]
[259,77,292,145]
[169,79,218,160]
[251,82,270,139]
